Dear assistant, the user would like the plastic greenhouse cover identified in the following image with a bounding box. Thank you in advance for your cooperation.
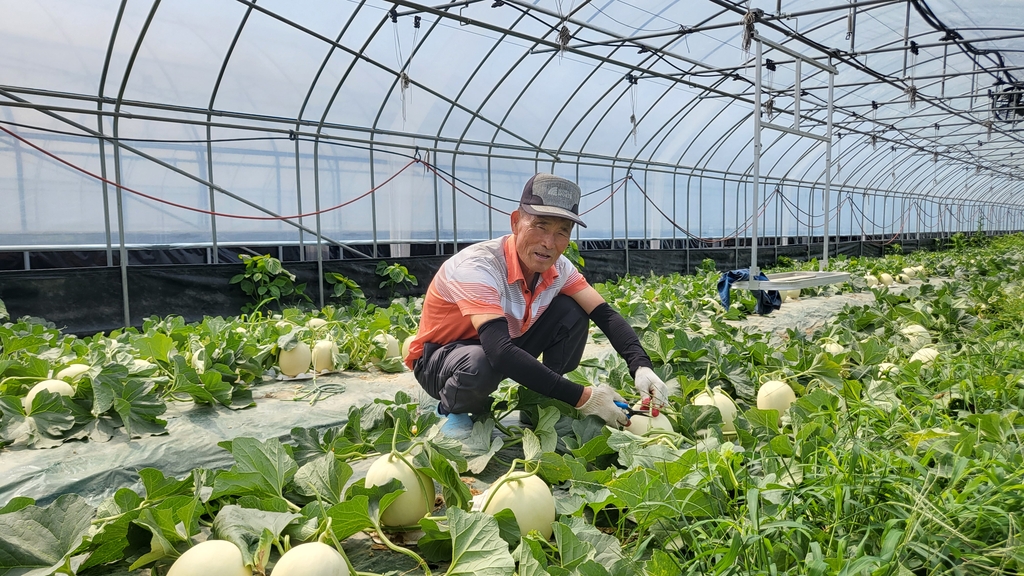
[0,372,422,507]
[3,0,1024,253]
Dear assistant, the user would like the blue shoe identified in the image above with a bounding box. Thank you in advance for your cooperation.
[437,409,475,440]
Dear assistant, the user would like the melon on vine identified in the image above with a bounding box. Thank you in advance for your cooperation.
[167,540,250,576]
[693,387,738,435]
[480,472,556,539]
[757,380,796,414]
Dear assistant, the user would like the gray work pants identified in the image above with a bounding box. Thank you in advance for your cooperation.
[412,294,589,415]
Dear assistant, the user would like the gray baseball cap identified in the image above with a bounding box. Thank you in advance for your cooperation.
[519,173,587,228]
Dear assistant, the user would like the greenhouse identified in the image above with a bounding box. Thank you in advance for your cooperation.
[1,0,1023,574]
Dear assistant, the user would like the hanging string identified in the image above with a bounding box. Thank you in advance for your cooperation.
[390,9,412,124]
[741,5,763,55]
[410,16,421,83]
[627,73,639,145]
[905,85,918,109]
[555,0,573,60]
[558,23,572,56]
[764,59,776,120]
[908,40,918,78]
[906,41,919,109]
[870,101,879,150]
[836,133,842,178]
[890,145,897,183]
[846,4,854,40]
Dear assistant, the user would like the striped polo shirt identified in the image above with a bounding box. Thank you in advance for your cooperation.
[404,234,590,369]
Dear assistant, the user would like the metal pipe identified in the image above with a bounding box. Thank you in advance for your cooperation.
[794,59,802,129]
[824,70,834,268]
[395,0,485,17]
[5,92,1021,225]
[111,0,163,327]
[901,0,911,77]
[751,38,763,277]
[235,0,552,158]
[206,5,254,265]
[314,141,326,306]
[396,0,759,105]
[624,165,630,274]
[451,155,458,251]
[795,64,1024,89]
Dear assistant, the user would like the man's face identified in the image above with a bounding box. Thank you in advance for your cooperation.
[511,210,574,276]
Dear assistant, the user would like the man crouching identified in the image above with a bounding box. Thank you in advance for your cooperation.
[404,173,668,432]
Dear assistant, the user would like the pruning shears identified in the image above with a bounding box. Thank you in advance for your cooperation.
[614,399,660,418]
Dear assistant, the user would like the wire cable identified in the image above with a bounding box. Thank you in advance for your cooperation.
[0,123,419,221]
[626,173,780,244]
[0,123,632,226]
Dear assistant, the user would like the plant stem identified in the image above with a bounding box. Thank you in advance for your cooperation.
[493,420,518,437]
[325,517,366,576]
[372,522,432,576]
[392,449,435,522]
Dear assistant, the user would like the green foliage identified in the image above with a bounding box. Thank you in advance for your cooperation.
[884,242,903,255]
[563,240,585,271]
[375,260,418,295]
[9,235,1024,575]
[951,231,968,251]
[970,214,990,247]
[230,254,311,314]
[698,258,718,273]
[324,272,365,305]
[774,255,794,268]
[0,494,95,574]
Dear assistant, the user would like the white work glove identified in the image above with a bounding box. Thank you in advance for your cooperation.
[634,367,669,409]
[578,385,629,428]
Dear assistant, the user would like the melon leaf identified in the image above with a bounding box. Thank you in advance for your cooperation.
[414,445,472,512]
[212,505,301,569]
[513,538,548,576]
[0,494,95,575]
[133,332,175,365]
[444,508,515,576]
[78,488,143,570]
[324,495,374,541]
[212,437,297,500]
[113,379,167,438]
[0,392,75,448]
[292,453,351,506]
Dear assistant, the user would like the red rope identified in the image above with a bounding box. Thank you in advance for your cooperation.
[420,162,512,216]
[578,177,628,216]
[0,124,417,221]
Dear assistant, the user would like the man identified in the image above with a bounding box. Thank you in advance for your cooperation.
[404,173,669,430]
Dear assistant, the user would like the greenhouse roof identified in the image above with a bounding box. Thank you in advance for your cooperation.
[3,0,1024,251]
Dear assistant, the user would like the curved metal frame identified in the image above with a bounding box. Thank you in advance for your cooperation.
[3,0,1024,292]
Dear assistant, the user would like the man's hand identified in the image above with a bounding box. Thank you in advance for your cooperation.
[578,385,629,427]
[634,367,669,409]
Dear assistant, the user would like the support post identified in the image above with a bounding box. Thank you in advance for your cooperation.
[822,67,834,269]
[751,38,763,278]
